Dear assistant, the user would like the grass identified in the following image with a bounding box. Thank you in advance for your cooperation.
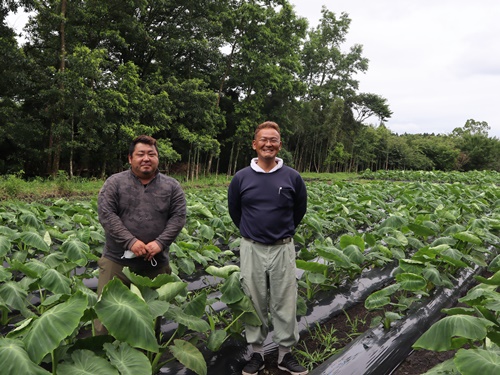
[0,171,358,201]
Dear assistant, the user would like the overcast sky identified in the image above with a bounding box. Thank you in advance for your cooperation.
[290,0,500,138]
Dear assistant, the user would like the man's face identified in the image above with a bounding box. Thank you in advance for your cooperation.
[252,128,282,161]
[128,142,159,180]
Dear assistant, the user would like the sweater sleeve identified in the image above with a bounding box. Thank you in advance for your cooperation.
[227,174,242,228]
[155,182,187,250]
[293,174,307,228]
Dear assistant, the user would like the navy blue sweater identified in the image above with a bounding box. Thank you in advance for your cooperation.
[228,164,307,244]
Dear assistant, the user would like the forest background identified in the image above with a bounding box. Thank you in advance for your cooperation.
[1,0,499,181]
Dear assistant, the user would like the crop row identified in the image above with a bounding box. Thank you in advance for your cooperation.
[0,172,499,374]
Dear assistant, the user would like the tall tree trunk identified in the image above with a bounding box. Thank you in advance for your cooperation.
[227,142,234,176]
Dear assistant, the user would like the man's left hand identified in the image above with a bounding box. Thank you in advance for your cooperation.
[144,241,162,261]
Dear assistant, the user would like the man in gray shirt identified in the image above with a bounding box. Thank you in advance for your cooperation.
[95,135,186,335]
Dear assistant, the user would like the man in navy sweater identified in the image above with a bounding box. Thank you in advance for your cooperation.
[228,121,308,375]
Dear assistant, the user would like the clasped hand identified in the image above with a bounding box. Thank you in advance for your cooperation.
[130,240,161,261]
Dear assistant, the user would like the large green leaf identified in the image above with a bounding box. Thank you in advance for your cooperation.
[413,315,494,351]
[407,223,436,237]
[122,267,179,288]
[455,348,500,375]
[199,224,214,240]
[57,349,119,375]
[104,341,152,375]
[40,268,72,295]
[156,281,187,302]
[395,273,427,292]
[0,266,12,282]
[19,232,50,252]
[23,291,88,363]
[365,283,401,310]
[207,329,227,352]
[0,235,11,257]
[316,246,355,269]
[339,234,365,251]
[0,338,50,375]
[205,265,240,278]
[165,305,210,332]
[94,279,158,353]
[454,231,482,245]
[61,238,90,265]
[295,259,328,273]
[187,203,213,218]
[184,291,207,318]
[0,280,28,311]
[343,245,365,265]
[220,272,245,304]
[169,339,207,375]
[380,215,408,229]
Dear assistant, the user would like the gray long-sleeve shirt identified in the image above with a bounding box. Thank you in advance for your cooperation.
[98,169,186,272]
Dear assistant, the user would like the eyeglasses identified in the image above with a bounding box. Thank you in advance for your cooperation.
[257,137,280,144]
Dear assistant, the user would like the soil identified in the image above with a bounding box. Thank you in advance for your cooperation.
[256,302,460,375]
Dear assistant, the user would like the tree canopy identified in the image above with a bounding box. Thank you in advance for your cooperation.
[1,1,498,178]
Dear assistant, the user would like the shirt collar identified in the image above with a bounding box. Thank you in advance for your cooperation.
[250,157,283,173]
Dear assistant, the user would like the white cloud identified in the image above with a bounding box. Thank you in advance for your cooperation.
[290,0,500,138]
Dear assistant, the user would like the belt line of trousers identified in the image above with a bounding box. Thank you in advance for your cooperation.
[239,237,299,347]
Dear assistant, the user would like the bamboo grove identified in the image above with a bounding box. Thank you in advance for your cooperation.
[1,1,499,179]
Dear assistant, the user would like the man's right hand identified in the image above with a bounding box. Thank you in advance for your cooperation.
[130,240,147,257]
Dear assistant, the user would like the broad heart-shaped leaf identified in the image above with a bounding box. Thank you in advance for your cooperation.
[94,279,158,353]
[0,280,28,311]
[20,231,50,252]
[165,305,210,332]
[57,349,119,375]
[0,266,12,282]
[343,245,365,265]
[169,339,207,375]
[122,267,180,288]
[11,258,48,278]
[413,315,495,351]
[187,203,213,218]
[177,257,196,275]
[316,246,355,269]
[23,291,88,363]
[61,238,90,265]
[339,234,365,251]
[453,231,482,245]
[207,329,227,352]
[156,281,188,302]
[379,215,408,229]
[104,341,152,375]
[220,271,245,304]
[365,283,401,310]
[227,295,262,326]
[398,258,425,274]
[205,264,240,279]
[199,224,215,241]
[0,235,11,257]
[455,348,500,375]
[183,291,207,318]
[0,338,50,375]
[132,270,179,288]
[295,259,328,274]
[395,273,427,292]
[39,268,72,295]
[407,223,436,237]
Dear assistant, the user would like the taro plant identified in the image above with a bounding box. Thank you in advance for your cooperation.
[413,268,500,375]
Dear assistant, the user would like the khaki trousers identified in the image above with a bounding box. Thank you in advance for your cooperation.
[239,237,299,347]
